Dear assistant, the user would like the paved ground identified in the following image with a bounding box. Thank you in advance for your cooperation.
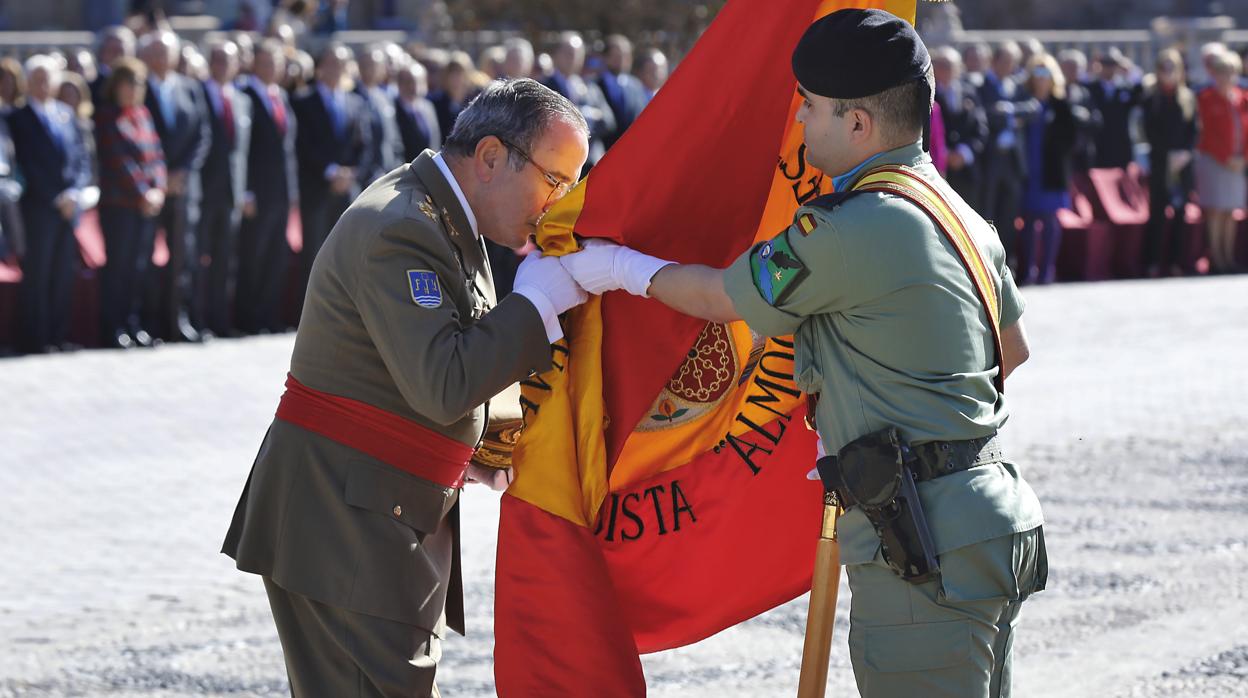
[1,275,1246,697]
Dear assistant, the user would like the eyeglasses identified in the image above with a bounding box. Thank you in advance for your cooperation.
[496,136,574,204]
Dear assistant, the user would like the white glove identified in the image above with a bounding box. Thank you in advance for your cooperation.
[465,463,515,492]
[560,239,674,297]
[513,250,589,343]
[806,434,828,481]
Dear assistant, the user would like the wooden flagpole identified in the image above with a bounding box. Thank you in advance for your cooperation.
[797,491,841,698]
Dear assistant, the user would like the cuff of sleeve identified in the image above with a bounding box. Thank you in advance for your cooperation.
[324,164,340,180]
[723,250,803,338]
[512,286,564,343]
[1000,265,1026,328]
[626,256,675,298]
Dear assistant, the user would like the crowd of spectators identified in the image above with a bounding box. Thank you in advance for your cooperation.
[0,12,1245,356]
[930,39,1248,284]
[0,14,669,354]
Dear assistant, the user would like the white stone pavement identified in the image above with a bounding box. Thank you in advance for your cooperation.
[1,275,1246,696]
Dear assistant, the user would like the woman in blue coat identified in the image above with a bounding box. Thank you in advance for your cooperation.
[1017,53,1079,284]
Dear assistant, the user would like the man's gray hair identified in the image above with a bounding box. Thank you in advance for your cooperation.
[97,25,136,54]
[1058,48,1087,71]
[138,30,179,57]
[23,54,62,82]
[503,37,534,62]
[443,78,588,166]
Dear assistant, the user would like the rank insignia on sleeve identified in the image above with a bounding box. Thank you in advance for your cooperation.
[748,232,809,306]
[407,269,443,308]
[797,213,817,236]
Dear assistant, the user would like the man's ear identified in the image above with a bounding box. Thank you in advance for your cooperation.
[473,136,504,182]
[850,108,873,142]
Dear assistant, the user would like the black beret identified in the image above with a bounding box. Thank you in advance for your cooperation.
[792,9,931,99]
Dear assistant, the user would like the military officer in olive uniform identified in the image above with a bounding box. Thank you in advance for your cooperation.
[222,78,590,697]
[561,11,1045,698]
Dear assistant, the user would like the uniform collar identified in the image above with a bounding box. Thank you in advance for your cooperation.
[432,151,479,239]
[412,150,495,306]
[833,140,928,191]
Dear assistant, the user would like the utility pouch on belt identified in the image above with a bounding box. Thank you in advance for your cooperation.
[818,427,940,583]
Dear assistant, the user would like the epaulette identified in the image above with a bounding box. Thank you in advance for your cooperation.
[803,189,868,213]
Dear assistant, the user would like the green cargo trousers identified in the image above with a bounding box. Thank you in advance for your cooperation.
[846,527,1047,698]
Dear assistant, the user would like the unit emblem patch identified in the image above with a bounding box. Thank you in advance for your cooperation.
[749,232,809,306]
[407,269,443,308]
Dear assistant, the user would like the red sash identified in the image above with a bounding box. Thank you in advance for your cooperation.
[275,374,473,488]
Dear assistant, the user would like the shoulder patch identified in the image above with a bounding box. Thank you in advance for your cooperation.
[407,269,443,308]
[748,231,809,306]
[797,213,818,236]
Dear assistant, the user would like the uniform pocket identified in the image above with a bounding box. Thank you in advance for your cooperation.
[938,534,1018,603]
[344,460,452,534]
[864,619,970,672]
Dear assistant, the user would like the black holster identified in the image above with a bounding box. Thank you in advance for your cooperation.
[816,427,940,583]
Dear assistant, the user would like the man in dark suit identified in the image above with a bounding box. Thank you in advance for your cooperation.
[977,41,1026,264]
[1059,49,1097,173]
[0,115,24,262]
[90,25,136,109]
[292,42,372,314]
[1086,49,1142,170]
[596,34,649,151]
[354,44,404,188]
[198,39,251,338]
[932,46,988,210]
[7,56,92,353]
[542,31,615,170]
[141,30,211,342]
[394,61,440,162]
[236,39,298,335]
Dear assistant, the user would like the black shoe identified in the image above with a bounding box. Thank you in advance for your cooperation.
[132,329,156,348]
[110,332,136,350]
[175,314,202,343]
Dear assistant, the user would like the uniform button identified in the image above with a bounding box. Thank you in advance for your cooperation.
[392,505,403,517]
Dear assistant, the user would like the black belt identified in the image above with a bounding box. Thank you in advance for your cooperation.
[905,433,1003,482]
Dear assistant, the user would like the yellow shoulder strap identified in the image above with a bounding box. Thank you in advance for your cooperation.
[852,164,1006,393]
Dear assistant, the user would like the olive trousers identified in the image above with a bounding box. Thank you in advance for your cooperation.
[846,527,1047,698]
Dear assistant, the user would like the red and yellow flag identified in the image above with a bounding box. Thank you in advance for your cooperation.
[496,1,916,694]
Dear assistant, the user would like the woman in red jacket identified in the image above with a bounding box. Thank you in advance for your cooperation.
[95,57,167,348]
[1194,49,1248,273]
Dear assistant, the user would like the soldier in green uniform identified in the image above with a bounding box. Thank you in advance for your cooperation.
[222,78,590,697]
[560,10,1045,697]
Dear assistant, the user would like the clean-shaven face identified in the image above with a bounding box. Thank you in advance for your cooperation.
[795,84,856,179]
[481,119,588,250]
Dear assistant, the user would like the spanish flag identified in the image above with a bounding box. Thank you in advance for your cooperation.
[496,0,916,693]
